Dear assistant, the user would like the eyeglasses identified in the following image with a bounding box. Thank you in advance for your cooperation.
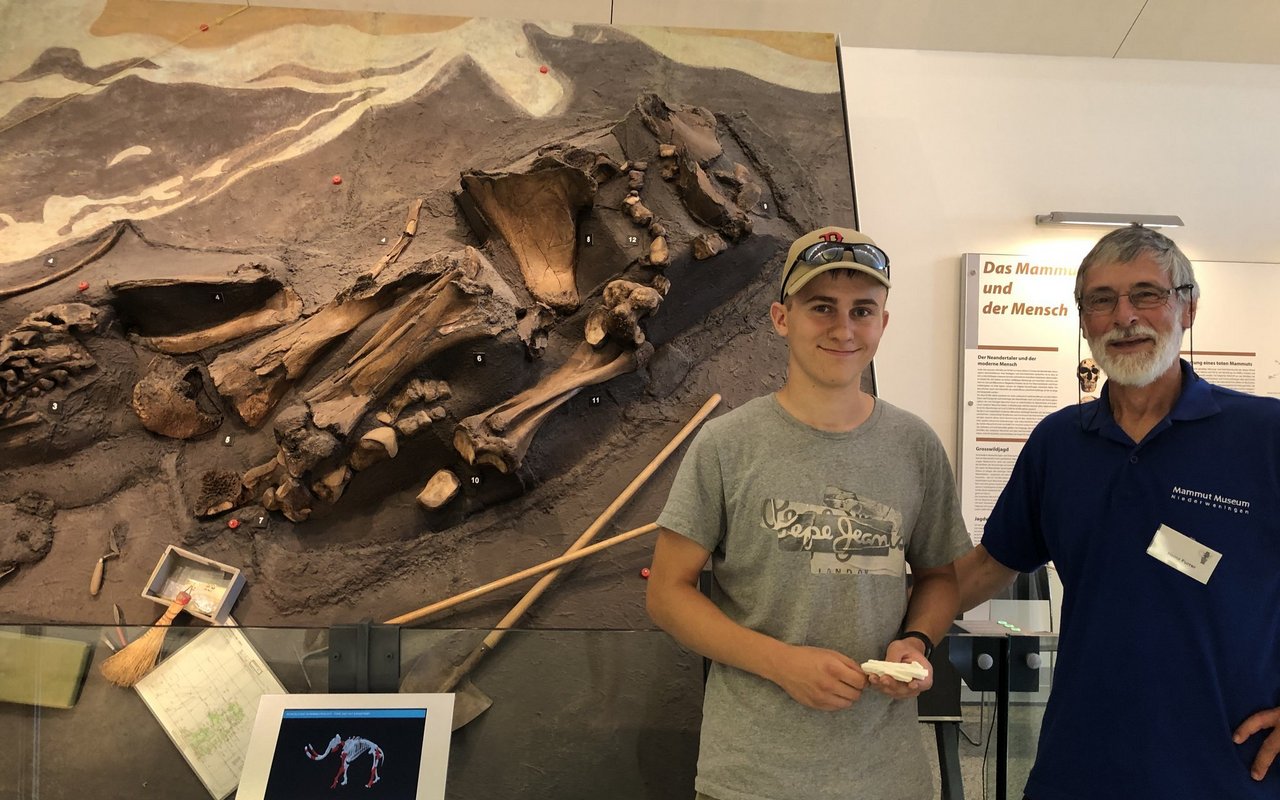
[780,241,891,302]
[1078,283,1194,315]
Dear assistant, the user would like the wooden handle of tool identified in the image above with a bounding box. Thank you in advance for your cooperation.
[477,393,721,650]
[90,558,105,596]
[384,523,658,625]
[156,591,191,626]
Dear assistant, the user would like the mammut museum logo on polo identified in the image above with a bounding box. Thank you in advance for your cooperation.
[1170,485,1252,514]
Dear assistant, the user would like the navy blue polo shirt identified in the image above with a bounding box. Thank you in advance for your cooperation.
[983,361,1280,799]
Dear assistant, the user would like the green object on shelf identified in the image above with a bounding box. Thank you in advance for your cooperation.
[0,630,93,709]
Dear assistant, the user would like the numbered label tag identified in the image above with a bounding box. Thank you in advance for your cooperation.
[379,236,388,245]
[212,292,224,303]
[221,434,233,447]
[45,257,56,266]
[584,233,593,246]
[252,514,269,529]
[473,353,485,365]
[589,395,602,406]
[469,475,481,486]
[48,400,62,413]
[626,235,639,246]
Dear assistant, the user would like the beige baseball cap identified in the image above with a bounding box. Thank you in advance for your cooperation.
[779,226,891,301]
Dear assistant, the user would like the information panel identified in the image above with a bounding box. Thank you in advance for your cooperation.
[958,253,1280,545]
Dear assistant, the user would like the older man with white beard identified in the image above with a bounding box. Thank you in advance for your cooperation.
[955,224,1280,800]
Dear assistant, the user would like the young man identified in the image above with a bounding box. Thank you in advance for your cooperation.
[956,225,1280,798]
[647,227,971,800]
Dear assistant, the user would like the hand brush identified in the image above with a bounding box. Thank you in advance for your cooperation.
[99,591,190,687]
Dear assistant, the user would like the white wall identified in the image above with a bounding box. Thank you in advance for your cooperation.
[841,47,1280,458]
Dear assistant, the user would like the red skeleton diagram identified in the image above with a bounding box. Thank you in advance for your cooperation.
[304,734,385,788]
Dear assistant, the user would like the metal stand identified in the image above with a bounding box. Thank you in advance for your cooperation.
[919,637,965,799]
[949,621,1049,800]
[328,621,400,692]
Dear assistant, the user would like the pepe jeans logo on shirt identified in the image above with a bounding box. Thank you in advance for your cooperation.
[760,486,905,576]
[1170,485,1252,515]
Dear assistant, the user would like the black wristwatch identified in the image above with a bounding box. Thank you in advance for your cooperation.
[899,630,934,658]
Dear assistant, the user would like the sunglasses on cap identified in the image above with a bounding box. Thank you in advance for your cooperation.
[779,241,891,303]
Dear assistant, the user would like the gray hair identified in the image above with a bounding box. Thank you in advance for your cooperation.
[1074,224,1199,305]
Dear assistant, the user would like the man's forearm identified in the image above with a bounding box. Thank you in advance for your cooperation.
[955,545,1019,612]
[901,568,959,647]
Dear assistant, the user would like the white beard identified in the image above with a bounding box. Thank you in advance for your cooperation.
[1087,322,1183,387]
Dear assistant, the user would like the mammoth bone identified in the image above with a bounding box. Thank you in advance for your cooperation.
[584,279,665,348]
[208,201,433,428]
[1,303,108,429]
[453,338,649,475]
[240,248,519,522]
[457,133,622,313]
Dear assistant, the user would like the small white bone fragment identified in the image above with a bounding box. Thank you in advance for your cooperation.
[417,469,461,510]
[349,426,398,470]
[394,407,436,437]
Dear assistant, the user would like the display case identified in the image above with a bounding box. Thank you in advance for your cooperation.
[1,625,703,799]
[2,622,1055,800]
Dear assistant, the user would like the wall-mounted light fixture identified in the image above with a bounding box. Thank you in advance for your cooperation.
[1034,211,1184,228]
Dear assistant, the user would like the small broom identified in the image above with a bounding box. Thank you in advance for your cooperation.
[100,591,190,687]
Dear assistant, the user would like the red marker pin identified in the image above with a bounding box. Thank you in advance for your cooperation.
[331,175,343,185]
[640,567,651,579]
[199,23,209,32]
[539,65,549,74]
[77,281,89,292]
[228,518,241,529]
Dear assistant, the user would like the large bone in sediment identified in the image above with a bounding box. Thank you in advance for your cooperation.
[454,340,647,474]
[677,155,752,242]
[1,303,108,425]
[459,158,597,312]
[131,357,222,439]
[138,287,302,354]
[301,251,519,442]
[260,249,520,518]
[634,93,723,165]
[208,257,445,428]
[111,266,283,337]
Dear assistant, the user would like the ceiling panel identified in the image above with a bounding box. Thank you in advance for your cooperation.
[1118,0,1280,64]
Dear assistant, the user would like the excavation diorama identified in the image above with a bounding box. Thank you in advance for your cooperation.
[0,0,858,632]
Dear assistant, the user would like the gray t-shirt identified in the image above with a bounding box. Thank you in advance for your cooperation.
[658,394,971,800]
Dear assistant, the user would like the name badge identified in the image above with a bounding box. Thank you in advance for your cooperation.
[1146,524,1221,585]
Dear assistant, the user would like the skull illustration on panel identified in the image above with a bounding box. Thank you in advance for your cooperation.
[1077,357,1101,399]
